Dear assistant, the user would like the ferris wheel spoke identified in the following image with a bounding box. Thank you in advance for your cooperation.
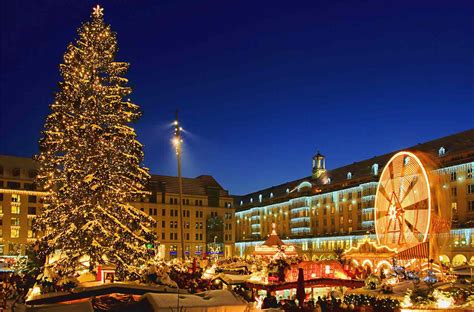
[403,199,428,211]
[378,184,391,202]
[404,218,420,235]
[400,174,420,204]
[388,162,396,194]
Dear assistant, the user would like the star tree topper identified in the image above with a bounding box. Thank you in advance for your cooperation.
[92,4,104,18]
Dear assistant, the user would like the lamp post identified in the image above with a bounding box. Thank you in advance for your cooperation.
[173,111,185,259]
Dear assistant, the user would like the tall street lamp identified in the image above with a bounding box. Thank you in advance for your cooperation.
[173,111,185,259]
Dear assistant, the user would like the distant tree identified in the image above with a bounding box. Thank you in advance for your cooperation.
[333,246,346,264]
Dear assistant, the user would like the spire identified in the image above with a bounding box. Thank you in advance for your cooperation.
[312,151,326,179]
[271,223,277,235]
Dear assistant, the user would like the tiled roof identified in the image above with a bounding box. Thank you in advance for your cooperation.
[149,174,229,196]
[235,128,474,209]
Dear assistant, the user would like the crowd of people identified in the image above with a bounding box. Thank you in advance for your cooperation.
[259,291,348,312]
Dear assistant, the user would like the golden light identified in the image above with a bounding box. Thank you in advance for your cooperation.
[172,137,180,147]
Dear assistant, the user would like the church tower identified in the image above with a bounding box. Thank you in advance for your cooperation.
[312,151,326,179]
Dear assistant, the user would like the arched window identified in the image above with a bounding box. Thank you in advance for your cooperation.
[286,188,290,194]
[240,200,243,206]
[270,192,274,198]
[372,163,379,176]
[439,146,446,157]
[258,194,262,203]
[347,172,352,180]
[250,198,253,203]
[327,177,332,184]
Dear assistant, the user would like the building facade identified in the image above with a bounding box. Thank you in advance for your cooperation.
[0,155,235,259]
[234,129,474,267]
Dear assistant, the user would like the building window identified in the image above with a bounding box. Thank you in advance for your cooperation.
[11,218,20,226]
[452,187,457,197]
[451,202,458,214]
[162,221,165,227]
[11,227,20,238]
[468,167,473,179]
[451,171,457,182]
[28,207,36,215]
[240,201,243,206]
[12,168,20,177]
[469,200,474,212]
[161,232,165,240]
[468,184,474,194]
[162,209,166,216]
[258,194,262,203]
[438,147,446,157]
[372,163,379,176]
[7,182,20,189]
[270,192,274,198]
[404,156,410,166]
[347,172,352,180]
[11,204,20,214]
[11,194,20,203]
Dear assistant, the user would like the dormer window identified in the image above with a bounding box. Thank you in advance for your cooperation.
[286,188,290,194]
[250,198,253,203]
[240,200,243,206]
[270,192,274,198]
[258,194,262,203]
[372,163,379,176]
[404,156,410,166]
[347,172,352,180]
[439,146,446,157]
[327,177,332,184]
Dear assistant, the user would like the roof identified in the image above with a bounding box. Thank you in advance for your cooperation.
[149,174,229,196]
[235,128,474,210]
[0,155,229,197]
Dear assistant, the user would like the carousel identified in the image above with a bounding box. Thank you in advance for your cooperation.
[252,224,297,258]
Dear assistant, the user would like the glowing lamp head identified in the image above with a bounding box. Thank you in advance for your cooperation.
[172,137,180,147]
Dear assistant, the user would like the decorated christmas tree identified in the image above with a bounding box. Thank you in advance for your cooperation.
[34,5,156,280]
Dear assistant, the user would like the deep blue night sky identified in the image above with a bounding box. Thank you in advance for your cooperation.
[1,1,473,195]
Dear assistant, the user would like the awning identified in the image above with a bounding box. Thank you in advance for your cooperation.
[397,242,429,260]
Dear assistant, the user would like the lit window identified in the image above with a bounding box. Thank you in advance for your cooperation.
[240,200,243,206]
[250,198,253,203]
[11,227,20,238]
[258,194,262,203]
[347,172,352,180]
[404,156,410,166]
[11,194,20,203]
[11,205,20,214]
[451,202,457,213]
[372,163,379,176]
[438,147,446,157]
[270,192,274,198]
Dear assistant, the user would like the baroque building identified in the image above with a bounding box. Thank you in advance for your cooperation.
[234,129,474,267]
[0,155,235,259]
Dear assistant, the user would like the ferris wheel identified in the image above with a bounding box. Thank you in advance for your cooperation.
[375,151,431,249]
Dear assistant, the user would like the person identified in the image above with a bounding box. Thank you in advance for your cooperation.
[262,291,279,309]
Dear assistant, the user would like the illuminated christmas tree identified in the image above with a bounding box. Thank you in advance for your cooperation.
[35,5,156,280]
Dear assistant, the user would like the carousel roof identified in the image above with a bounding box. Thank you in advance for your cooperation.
[344,237,397,257]
[262,227,286,247]
[253,224,297,257]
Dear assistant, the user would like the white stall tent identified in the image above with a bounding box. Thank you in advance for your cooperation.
[143,289,250,312]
